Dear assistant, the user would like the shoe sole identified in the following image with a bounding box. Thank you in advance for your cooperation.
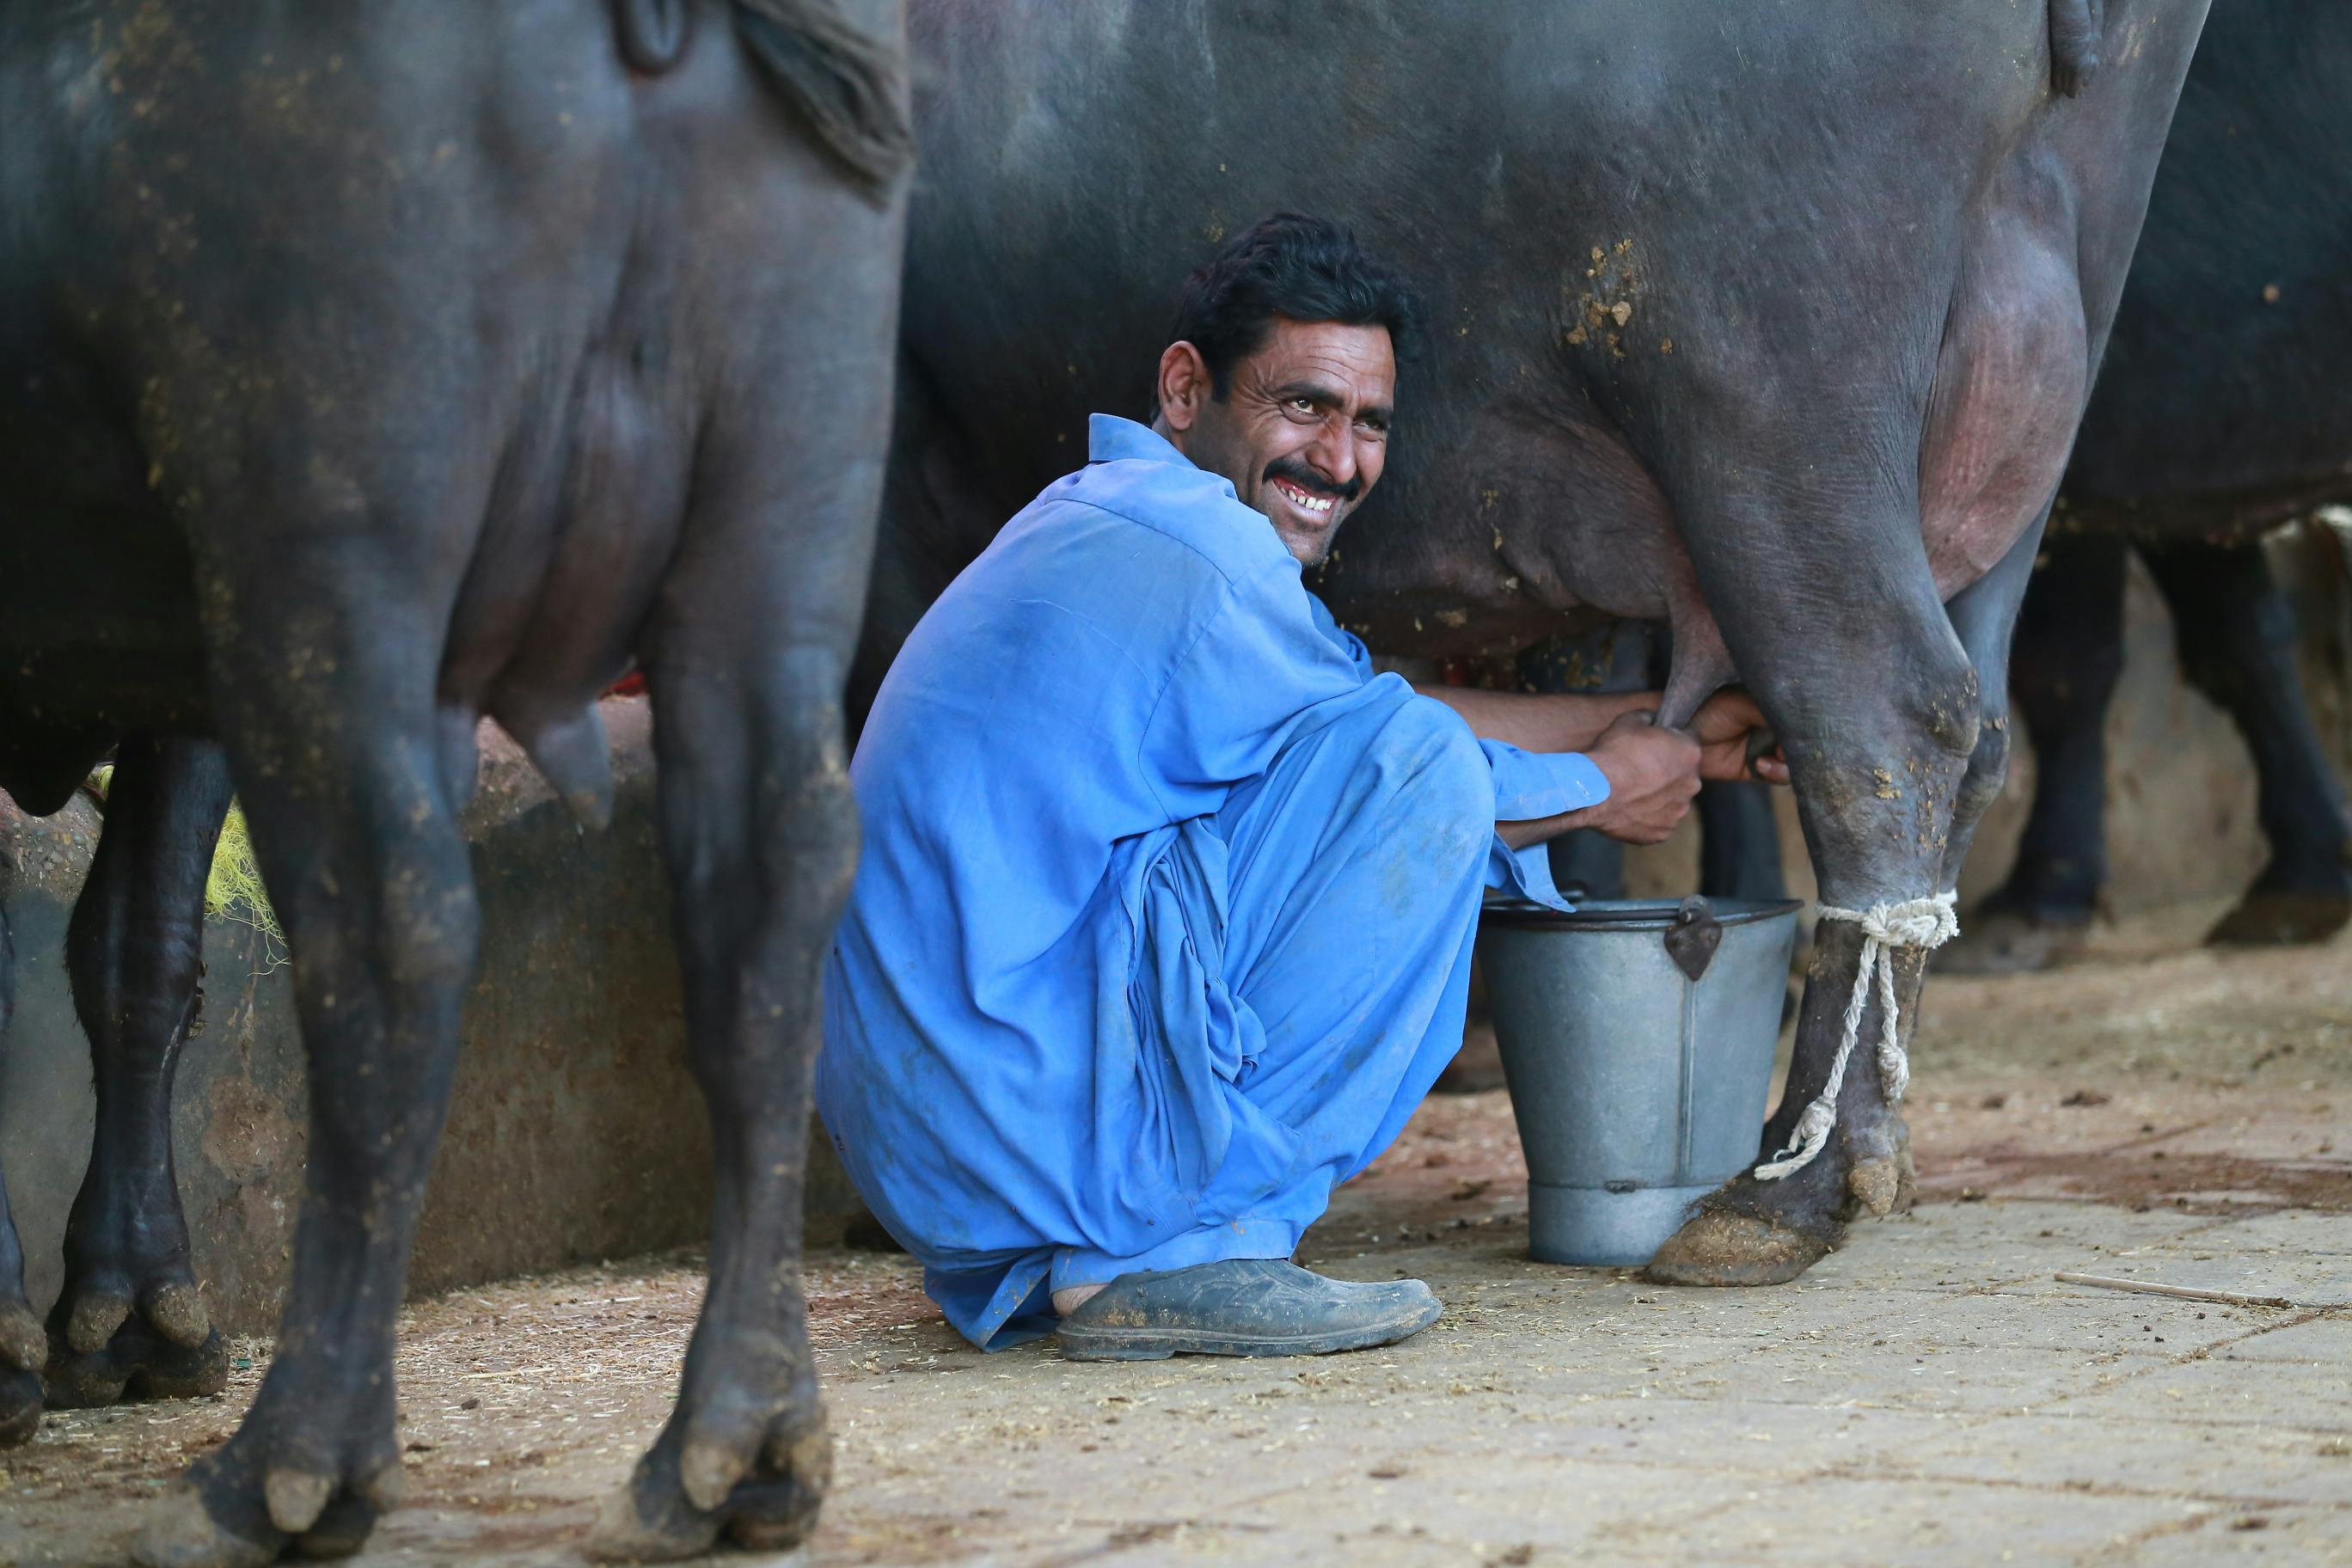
[1054,1299,1442,1362]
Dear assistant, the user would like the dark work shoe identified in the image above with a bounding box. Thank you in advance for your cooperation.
[1053,1259,1442,1362]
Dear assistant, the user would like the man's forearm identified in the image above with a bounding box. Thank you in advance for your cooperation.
[1412,683,1655,754]
[1496,803,1606,850]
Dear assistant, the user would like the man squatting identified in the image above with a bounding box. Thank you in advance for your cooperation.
[820,214,1785,1360]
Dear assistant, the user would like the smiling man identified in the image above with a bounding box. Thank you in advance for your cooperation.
[819,214,1780,1360]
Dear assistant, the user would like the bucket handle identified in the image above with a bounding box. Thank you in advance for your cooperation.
[1663,896,1723,983]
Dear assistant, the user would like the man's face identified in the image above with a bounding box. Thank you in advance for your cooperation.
[1156,317,1396,566]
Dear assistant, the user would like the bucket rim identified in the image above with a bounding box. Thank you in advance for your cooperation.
[1479,895,1804,931]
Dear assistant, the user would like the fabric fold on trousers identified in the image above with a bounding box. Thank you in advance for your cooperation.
[823,694,1493,1349]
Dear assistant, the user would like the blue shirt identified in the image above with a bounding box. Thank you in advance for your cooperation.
[818,415,1608,1341]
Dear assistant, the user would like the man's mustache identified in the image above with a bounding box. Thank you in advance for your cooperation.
[1263,456,1363,505]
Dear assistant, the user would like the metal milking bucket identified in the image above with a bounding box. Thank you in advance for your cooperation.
[1477,894,1802,1266]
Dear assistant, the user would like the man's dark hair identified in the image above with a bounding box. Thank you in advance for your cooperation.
[1165,212,1423,403]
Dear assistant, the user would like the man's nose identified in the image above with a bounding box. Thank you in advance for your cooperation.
[1309,416,1358,488]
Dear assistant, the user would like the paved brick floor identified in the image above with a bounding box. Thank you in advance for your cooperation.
[3,911,2347,1566]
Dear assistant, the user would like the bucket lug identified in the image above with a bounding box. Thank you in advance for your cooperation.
[1663,896,1723,983]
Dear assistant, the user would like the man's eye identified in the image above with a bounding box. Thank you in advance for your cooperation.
[1289,397,1316,414]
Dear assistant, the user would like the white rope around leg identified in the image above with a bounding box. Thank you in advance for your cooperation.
[1753,891,1958,1181]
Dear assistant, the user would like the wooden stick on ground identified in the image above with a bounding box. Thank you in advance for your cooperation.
[2053,1271,2340,1310]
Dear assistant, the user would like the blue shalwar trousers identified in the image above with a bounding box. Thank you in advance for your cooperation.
[818,695,1494,1349]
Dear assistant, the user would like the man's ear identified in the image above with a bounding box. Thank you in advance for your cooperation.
[1156,340,1212,432]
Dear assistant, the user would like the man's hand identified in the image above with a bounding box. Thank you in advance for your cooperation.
[1577,711,1703,845]
[1689,690,1790,785]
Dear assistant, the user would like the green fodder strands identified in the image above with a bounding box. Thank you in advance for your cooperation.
[206,804,285,959]
[87,766,287,971]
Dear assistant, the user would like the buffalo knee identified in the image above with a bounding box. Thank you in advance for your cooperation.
[1904,658,1986,763]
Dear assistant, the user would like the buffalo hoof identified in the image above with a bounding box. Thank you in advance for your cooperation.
[1887,1141,1920,1216]
[2,1296,46,1449]
[132,1368,402,1568]
[46,1316,231,1410]
[1843,1155,1906,1219]
[1644,1207,1837,1287]
[1934,907,2089,976]
[590,1412,832,1562]
[1,1364,40,1449]
[2207,889,2352,948]
[44,1284,229,1410]
[134,1458,401,1568]
[135,1486,279,1568]
[0,1295,45,1375]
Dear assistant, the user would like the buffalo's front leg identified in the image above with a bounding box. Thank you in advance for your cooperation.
[1648,519,2044,1286]
[136,592,480,1566]
[44,738,234,1412]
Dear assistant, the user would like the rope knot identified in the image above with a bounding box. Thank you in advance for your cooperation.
[1754,891,1957,1182]
[1858,899,1958,949]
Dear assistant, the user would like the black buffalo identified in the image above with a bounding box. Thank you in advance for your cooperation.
[1683,0,2352,970]
[0,2,910,1562]
[858,0,2208,1285]
[1952,0,2352,970]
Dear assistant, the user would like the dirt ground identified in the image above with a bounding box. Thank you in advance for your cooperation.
[3,900,2348,1567]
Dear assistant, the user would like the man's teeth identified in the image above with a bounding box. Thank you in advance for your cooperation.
[1276,480,1336,516]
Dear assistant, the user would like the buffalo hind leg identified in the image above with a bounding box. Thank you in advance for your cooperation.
[1940,532,2125,974]
[2143,539,2352,946]
[1,895,43,1445]
[1697,781,1788,903]
[45,737,234,1412]
[590,594,865,1560]
[588,143,900,1558]
[1516,622,1655,900]
[136,587,480,1566]
[1697,777,1798,1036]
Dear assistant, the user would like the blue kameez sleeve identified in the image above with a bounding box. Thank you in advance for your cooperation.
[1479,743,1612,906]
